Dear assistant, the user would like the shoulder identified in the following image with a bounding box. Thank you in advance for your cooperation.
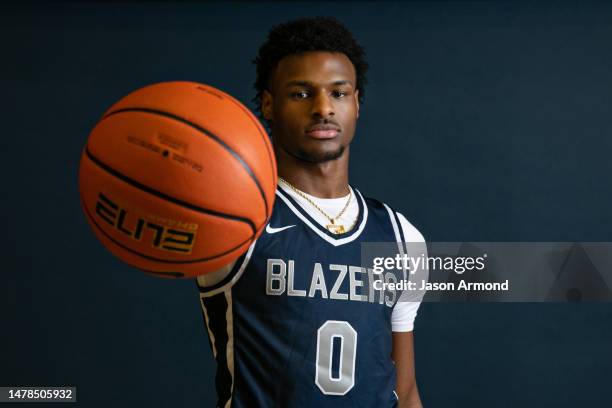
[359,192,387,210]
[357,189,426,244]
[395,212,426,243]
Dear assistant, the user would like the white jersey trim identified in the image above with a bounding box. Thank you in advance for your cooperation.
[276,188,369,247]
[201,301,217,359]
[384,206,427,333]
[383,204,408,282]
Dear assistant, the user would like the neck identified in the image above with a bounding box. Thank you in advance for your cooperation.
[275,147,350,199]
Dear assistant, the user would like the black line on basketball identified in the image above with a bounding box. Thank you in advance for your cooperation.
[85,147,256,234]
[102,107,270,220]
[81,197,254,264]
[224,94,277,191]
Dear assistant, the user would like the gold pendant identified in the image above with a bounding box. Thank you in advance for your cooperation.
[326,224,346,234]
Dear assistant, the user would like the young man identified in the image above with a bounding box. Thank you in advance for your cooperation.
[197,17,426,408]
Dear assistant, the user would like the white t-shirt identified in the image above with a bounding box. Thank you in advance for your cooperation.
[197,182,426,332]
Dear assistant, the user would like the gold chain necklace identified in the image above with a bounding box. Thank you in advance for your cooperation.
[279,177,352,234]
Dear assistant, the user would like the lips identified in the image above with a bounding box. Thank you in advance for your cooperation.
[305,124,340,139]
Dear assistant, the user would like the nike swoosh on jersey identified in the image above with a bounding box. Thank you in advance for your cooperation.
[265,224,296,234]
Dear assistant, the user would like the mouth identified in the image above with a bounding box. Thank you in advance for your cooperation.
[305,125,341,140]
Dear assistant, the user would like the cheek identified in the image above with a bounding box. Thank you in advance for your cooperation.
[272,107,304,142]
[340,105,358,128]
[277,105,304,128]
[339,99,358,115]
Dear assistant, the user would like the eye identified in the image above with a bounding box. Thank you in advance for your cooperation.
[291,91,310,99]
[332,90,348,98]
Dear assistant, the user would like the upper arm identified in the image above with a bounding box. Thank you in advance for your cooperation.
[195,260,236,289]
[391,212,426,407]
[391,212,428,331]
[195,239,258,296]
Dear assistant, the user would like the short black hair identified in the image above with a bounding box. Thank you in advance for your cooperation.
[253,16,368,121]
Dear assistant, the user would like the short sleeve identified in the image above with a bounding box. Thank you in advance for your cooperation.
[391,212,428,332]
[391,300,421,332]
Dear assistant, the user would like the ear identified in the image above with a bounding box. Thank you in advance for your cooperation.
[262,90,273,121]
[354,89,360,119]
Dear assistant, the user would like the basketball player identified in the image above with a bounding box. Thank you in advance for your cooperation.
[196,17,427,408]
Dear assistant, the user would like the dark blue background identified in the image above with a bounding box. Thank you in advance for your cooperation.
[2,2,611,407]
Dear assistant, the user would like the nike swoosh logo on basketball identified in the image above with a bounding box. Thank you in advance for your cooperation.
[266,224,296,234]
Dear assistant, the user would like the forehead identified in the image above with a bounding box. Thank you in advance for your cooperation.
[271,51,356,87]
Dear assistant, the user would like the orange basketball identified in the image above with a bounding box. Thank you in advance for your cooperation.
[79,81,276,278]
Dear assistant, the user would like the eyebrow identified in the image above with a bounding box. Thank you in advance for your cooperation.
[284,80,353,88]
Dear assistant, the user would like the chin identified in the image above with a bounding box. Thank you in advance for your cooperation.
[296,146,345,163]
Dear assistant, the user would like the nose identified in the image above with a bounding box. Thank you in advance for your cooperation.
[311,92,335,118]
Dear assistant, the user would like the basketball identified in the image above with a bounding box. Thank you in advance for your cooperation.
[79,81,277,278]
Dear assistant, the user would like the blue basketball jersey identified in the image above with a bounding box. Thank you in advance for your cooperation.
[197,187,411,408]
